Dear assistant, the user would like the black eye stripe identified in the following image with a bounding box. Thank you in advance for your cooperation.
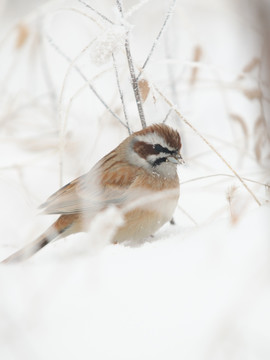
[153,144,174,155]
[152,157,167,166]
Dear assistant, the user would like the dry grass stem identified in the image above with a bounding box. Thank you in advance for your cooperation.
[254,116,269,163]
[59,40,96,128]
[230,114,248,138]
[46,33,126,127]
[56,40,97,186]
[226,185,236,219]
[136,0,176,81]
[254,116,264,132]
[181,174,269,189]
[178,206,198,226]
[124,35,146,128]
[57,7,103,25]
[77,0,114,25]
[112,53,131,134]
[243,57,260,73]
[46,32,128,184]
[154,85,262,206]
[63,73,129,149]
[229,113,249,149]
[126,0,151,18]
[226,185,242,224]
[163,108,174,123]
[243,88,262,100]
[116,0,147,129]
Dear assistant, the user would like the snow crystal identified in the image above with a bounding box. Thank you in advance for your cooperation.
[90,25,126,65]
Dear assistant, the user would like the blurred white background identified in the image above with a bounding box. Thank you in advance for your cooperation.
[0,0,269,359]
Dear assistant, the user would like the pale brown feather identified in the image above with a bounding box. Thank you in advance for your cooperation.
[2,123,181,262]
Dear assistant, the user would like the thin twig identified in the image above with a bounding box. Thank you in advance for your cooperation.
[164,31,178,107]
[177,205,198,226]
[58,39,96,128]
[46,33,128,185]
[45,33,126,127]
[136,0,176,81]
[258,44,270,141]
[163,108,174,123]
[116,0,147,129]
[63,73,130,150]
[125,35,147,128]
[39,21,57,114]
[54,7,104,25]
[77,0,114,24]
[58,39,97,185]
[126,0,151,18]
[112,53,131,134]
[154,85,262,206]
[181,173,269,188]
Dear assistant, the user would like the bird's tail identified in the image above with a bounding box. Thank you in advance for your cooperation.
[1,215,74,264]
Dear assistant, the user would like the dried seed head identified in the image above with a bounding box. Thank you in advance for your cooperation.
[16,23,29,49]
[138,79,150,103]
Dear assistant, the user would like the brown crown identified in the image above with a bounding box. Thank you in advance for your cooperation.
[133,123,181,151]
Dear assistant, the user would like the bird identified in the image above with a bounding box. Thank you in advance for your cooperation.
[2,123,184,263]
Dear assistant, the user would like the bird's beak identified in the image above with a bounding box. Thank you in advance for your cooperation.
[167,153,185,165]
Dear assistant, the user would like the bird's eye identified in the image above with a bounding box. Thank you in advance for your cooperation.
[153,144,174,155]
[153,144,167,153]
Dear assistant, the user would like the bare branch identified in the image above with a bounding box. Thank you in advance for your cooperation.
[112,53,131,134]
[126,0,151,18]
[54,7,104,26]
[77,0,114,24]
[163,108,174,123]
[116,0,147,128]
[45,33,127,128]
[177,205,198,226]
[164,32,178,107]
[181,173,269,189]
[154,85,262,206]
[137,0,176,81]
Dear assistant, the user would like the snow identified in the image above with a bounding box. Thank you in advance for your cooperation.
[0,0,269,359]
[1,207,269,360]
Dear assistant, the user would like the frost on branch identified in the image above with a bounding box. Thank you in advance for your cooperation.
[90,25,126,65]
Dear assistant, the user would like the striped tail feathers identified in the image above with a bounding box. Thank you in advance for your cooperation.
[1,215,74,264]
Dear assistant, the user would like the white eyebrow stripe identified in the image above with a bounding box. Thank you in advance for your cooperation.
[147,153,168,161]
[135,133,174,151]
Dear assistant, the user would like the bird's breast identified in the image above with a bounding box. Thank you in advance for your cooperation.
[113,184,180,244]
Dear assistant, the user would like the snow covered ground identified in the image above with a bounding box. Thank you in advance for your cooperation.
[0,0,269,359]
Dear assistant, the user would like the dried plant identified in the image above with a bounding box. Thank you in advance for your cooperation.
[190,45,203,85]
[254,116,270,164]
[243,57,260,74]
[229,113,249,148]
[0,0,269,236]
[226,185,249,225]
[15,23,30,49]
[226,185,238,224]
[138,78,150,103]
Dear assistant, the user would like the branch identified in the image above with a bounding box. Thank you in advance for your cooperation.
[181,173,270,189]
[45,33,127,128]
[116,0,147,129]
[163,108,174,123]
[77,0,114,24]
[137,0,176,81]
[112,53,131,134]
[154,85,262,206]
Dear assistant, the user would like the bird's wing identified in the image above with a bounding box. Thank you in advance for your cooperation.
[39,163,140,215]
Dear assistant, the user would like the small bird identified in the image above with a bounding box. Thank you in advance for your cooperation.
[2,123,183,263]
